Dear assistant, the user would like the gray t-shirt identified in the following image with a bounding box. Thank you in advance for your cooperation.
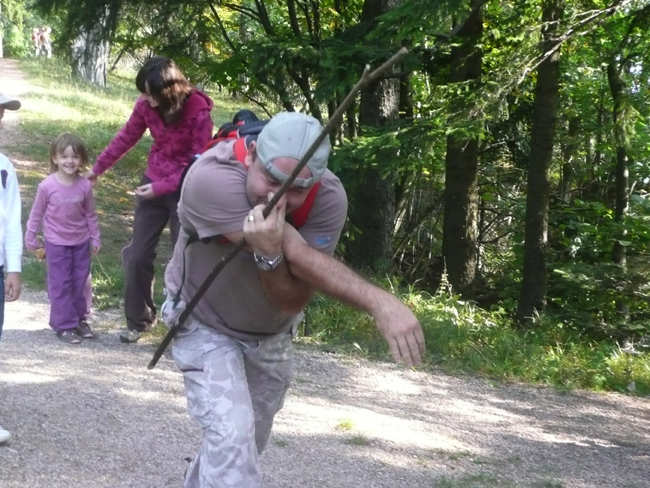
[164,140,348,340]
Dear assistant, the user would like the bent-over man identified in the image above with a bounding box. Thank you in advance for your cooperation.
[164,111,425,487]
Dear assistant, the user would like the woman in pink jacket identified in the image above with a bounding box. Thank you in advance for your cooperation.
[87,56,213,343]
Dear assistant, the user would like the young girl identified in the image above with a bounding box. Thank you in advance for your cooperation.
[86,56,213,343]
[26,133,100,344]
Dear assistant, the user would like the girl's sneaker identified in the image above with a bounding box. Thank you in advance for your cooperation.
[56,329,81,344]
[76,321,95,339]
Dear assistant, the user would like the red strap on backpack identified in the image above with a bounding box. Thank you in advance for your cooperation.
[233,137,248,163]
[288,183,320,228]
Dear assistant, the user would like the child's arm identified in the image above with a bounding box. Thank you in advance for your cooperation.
[4,164,23,301]
[25,183,47,251]
[85,183,101,254]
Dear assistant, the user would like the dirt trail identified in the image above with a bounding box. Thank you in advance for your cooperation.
[1,58,649,488]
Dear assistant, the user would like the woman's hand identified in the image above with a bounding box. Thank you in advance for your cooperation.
[135,183,155,199]
[83,169,98,185]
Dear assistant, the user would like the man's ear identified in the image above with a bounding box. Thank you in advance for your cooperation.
[244,140,257,169]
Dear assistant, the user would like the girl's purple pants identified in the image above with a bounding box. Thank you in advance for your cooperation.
[45,240,91,331]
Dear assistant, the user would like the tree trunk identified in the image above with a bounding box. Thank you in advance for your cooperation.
[607,62,629,270]
[442,0,482,296]
[607,60,630,320]
[517,0,561,324]
[70,10,111,87]
[345,0,401,272]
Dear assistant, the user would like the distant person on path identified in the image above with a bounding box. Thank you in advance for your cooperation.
[86,56,213,343]
[163,111,425,487]
[39,26,52,59]
[0,93,24,445]
[25,134,100,344]
[31,28,41,57]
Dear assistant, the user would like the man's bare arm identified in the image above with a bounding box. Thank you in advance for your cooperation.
[282,227,425,366]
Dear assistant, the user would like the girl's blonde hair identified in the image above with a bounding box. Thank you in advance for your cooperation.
[49,133,89,173]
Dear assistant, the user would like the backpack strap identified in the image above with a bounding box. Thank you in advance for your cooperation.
[288,183,320,228]
[233,137,248,163]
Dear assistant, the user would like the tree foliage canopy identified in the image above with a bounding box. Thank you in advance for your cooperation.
[24,0,650,341]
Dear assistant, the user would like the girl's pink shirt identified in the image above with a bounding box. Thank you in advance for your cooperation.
[25,174,101,250]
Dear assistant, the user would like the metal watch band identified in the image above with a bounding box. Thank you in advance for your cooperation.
[253,252,284,271]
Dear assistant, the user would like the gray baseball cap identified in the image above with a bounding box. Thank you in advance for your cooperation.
[0,93,21,110]
[256,112,330,188]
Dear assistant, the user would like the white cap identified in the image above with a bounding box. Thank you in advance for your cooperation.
[256,112,330,188]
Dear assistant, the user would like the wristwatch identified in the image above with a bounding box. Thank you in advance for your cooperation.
[253,251,284,271]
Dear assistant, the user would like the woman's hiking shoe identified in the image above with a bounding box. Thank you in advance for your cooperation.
[56,329,81,344]
[76,321,95,339]
[119,328,142,343]
[0,425,11,444]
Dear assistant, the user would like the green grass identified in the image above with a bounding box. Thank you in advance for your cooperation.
[531,481,564,488]
[273,438,289,448]
[434,475,564,487]
[343,434,371,446]
[435,473,514,487]
[303,279,650,396]
[335,419,354,431]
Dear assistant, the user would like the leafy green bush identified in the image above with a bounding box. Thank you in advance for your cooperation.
[548,262,650,340]
[303,277,650,395]
[4,24,31,58]
[545,195,650,341]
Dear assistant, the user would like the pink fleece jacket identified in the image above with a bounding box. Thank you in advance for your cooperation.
[93,89,213,196]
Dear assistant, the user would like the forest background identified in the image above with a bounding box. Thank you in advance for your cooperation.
[0,0,648,395]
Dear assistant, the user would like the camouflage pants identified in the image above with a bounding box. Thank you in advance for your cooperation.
[172,319,294,488]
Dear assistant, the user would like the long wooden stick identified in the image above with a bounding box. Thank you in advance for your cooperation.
[148,47,408,369]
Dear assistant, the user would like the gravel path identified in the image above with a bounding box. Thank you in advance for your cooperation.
[0,289,648,488]
[1,58,649,488]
